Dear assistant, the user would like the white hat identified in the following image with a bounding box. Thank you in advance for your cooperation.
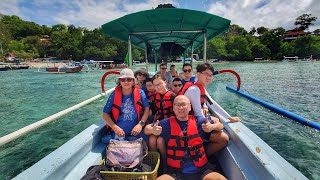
[115,68,137,85]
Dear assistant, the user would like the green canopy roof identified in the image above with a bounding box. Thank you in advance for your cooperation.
[101,8,230,50]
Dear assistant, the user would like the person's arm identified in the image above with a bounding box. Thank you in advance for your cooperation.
[102,112,125,137]
[184,86,204,117]
[132,90,150,136]
[201,116,224,133]
[210,100,240,122]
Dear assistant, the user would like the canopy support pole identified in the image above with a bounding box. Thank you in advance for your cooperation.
[128,35,132,68]
[191,46,194,65]
[203,32,207,63]
[145,43,148,72]
[183,50,186,65]
[154,49,157,71]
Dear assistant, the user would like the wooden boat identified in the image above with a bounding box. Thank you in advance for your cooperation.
[45,64,83,73]
[12,7,307,180]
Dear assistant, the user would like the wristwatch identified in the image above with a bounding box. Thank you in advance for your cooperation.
[139,120,146,126]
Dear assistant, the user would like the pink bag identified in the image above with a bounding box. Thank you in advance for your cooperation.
[106,138,148,170]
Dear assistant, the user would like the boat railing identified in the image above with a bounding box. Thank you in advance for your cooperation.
[205,92,308,180]
[0,87,115,146]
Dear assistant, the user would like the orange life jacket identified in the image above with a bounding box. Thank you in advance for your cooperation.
[178,82,206,106]
[111,85,143,122]
[167,116,208,169]
[154,91,175,120]
[147,90,155,102]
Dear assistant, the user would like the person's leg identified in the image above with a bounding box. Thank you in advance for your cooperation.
[206,131,229,157]
[157,136,167,171]
[200,163,227,180]
[148,135,158,151]
[202,172,226,180]
[156,174,175,180]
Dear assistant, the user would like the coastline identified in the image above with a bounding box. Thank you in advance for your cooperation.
[26,62,65,69]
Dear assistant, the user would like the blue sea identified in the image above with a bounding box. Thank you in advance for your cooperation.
[0,62,319,179]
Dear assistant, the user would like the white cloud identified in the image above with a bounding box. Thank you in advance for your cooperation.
[0,0,319,31]
[207,0,320,31]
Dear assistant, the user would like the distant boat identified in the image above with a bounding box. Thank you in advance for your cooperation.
[45,64,83,73]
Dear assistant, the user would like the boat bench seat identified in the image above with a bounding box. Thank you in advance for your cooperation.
[13,121,106,180]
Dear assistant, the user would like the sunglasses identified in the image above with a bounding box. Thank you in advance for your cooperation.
[183,69,192,73]
[138,73,146,77]
[120,78,133,82]
[173,84,182,87]
[161,67,167,70]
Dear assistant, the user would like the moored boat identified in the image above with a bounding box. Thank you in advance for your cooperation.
[45,63,83,73]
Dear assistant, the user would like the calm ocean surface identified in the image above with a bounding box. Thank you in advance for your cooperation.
[0,62,319,179]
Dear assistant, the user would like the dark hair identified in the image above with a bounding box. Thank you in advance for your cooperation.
[172,77,182,83]
[196,63,214,73]
[134,68,149,78]
[182,63,192,69]
[145,78,153,83]
[152,74,166,83]
[170,64,175,68]
[160,63,167,67]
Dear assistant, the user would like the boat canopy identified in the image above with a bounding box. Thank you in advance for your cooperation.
[101,8,230,50]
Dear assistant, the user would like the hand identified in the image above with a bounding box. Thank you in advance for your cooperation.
[131,124,143,136]
[202,119,213,133]
[112,125,125,137]
[228,116,241,122]
[152,120,162,136]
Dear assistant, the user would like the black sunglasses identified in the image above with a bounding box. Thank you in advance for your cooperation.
[173,84,182,87]
[161,67,167,70]
[183,69,192,73]
[120,78,133,82]
[138,73,146,77]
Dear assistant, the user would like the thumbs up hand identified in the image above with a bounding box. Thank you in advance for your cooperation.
[152,120,162,136]
[202,120,213,133]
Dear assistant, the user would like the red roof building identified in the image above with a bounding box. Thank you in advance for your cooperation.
[284,28,310,40]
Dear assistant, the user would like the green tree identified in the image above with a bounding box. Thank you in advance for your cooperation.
[260,29,283,59]
[249,27,256,35]
[294,14,317,30]
[207,36,227,59]
[279,42,294,57]
[225,36,251,60]
[246,35,270,59]
[225,24,247,37]
[256,26,269,36]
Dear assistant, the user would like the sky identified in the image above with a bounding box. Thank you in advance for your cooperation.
[0,0,319,31]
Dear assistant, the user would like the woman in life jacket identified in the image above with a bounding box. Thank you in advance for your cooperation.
[102,68,150,143]
[144,95,226,180]
[145,78,157,123]
[149,74,176,169]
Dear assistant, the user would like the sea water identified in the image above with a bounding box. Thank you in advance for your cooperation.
[0,62,319,179]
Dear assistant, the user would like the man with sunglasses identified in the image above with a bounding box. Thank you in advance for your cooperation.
[171,77,183,95]
[180,63,197,85]
[102,68,150,143]
[156,63,173,89]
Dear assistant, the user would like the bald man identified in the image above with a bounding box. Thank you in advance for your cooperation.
[144,95,226,180]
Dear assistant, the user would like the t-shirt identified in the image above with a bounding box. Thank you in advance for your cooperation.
[184,85,231,119]
[181,76,197,85]
[103,89,149,135]
[158,116,214,173]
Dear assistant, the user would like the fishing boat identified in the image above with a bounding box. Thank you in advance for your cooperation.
[9,7,308,180]
[45,63,83,73]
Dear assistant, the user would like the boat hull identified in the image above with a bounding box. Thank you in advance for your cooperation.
[46,66,83,73]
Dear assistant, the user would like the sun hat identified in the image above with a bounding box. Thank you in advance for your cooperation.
[115,68,137,85]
